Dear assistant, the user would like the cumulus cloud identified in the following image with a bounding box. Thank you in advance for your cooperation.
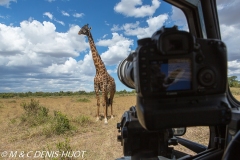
[114,0,160,18]
[0,18,134,92]
[228,60,240,76]
[0,20,87,58]
[0,20,93,92]
[217,1,240,27]
[216,1,240,62]
[112,14,168,39]
[97,33,133,65]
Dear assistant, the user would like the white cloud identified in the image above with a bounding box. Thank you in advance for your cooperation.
[228,60,240,69]
[220,24,240,61]
[0,0,16,7]
[217,1,240,27]
[97,33,133,65]
[113,14,168,39]
[43,12,65,26]
[217,1,240,31]
[46,0,55,2]
[43,12,53,20]
[114,0,160,18]
[0,15,9,19]
[54,19,65,26]
[111,24,122,32]
[216,1,240,62]
[0,20,93,92]
[61,11,70,17]
[102,34,108,39]
[215,1,240,81]
[43,51,95,76]
[228,60,240,76]
[73,13,84,18]
[42,52,96,91]
[0,23,26,54]
[105,21,110,26]
[170,6,188,31]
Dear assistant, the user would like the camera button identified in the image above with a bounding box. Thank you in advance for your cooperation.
[141,57,146,61]
[143,87,148,91]
[141,72,147,76]
[196,54,204,63]
[142,79,148,83]
[198,68,216,87]
[150,48,155,52]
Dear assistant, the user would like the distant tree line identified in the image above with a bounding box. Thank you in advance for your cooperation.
[228,76,240,87]
[0,89,135,98]
[1,76,239,98]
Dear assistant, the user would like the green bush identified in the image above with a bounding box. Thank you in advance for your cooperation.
[44,138,73,160]
[20,99,49,126]
[53,111,72,135]
[56,138,72,154]
[19,99,75,136]
[21,99,41,115]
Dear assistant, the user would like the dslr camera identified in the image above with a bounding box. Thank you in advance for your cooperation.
[116,26,231,159]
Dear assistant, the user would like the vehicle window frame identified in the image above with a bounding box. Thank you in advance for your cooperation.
[164,0,206,38]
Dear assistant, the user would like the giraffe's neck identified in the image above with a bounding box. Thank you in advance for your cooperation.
[87,33,107,73]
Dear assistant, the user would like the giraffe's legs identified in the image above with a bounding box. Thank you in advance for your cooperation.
[110,104,113,119]
[109,81,116,119]
[94,81,100,121]
[104,102,108,124]
[109,93,114,119]
[96,98,100,122]
[102,91,108,124]
[102,88,108,124]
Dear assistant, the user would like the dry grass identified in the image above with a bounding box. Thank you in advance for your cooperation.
[0,95,211,159]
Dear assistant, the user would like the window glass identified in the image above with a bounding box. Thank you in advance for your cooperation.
[217,1,240,100]
[173,126,209,155]
[170,6,189,31]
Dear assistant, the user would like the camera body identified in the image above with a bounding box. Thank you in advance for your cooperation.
[117,107,176,159]
[118,26,231,131]
[134,25,227,98]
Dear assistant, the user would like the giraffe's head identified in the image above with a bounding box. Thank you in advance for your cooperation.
[78,24,91,36]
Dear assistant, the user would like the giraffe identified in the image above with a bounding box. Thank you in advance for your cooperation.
[78,24,116,124]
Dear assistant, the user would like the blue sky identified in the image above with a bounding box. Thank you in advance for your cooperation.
[0,0,239,92]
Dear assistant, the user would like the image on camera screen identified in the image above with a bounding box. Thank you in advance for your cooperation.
[150,58,191,92]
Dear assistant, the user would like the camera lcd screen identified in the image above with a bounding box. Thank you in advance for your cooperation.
[150,58,191,92]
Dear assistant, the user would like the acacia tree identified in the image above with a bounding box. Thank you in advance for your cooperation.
[228,76,240,87]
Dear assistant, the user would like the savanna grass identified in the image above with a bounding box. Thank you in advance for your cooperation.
[20,99,75,136]
[76,98,91,102]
